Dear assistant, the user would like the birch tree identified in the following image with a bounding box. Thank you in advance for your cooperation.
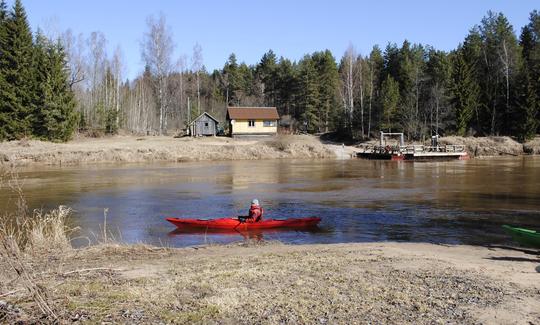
[141,13,174,135]
[192,42,203,115]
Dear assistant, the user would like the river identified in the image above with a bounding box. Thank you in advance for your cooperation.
[1,157,539,247]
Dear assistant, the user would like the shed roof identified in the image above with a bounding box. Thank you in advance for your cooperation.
[227,107,279,120]
[189,112,219,125]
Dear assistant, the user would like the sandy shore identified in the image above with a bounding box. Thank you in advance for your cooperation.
[1,242,538,323]
[0,135,359,167]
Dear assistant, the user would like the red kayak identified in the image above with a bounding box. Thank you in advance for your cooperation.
[165,217,321,230]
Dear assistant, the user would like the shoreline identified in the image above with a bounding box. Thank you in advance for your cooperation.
[1,241,538,323]
[0,134,538,167]
[0,135,352,167]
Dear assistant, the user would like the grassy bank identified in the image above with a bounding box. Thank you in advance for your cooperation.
[0,135,342,167]
[1,203,539,323]
[1,240,539,323]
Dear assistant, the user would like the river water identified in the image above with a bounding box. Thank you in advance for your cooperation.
[1,157,539,247]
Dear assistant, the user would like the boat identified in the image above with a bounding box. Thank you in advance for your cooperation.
[165,217,322,230]
[502,225,540,248]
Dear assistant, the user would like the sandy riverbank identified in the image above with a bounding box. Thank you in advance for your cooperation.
[0,135,358,167]
[1,241,538,323]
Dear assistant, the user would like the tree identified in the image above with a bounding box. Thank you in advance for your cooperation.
[0,0,35,139]
[513,67,538,141]
[141,13,174,135]
[340,44,358,135]
[451,49,479,136]
[380,75,399,132]
[256,50,278,106]
[191,42,203,114]
[366,45,383,136]
[520,10,540,133]
[313,50,339,133]
[34,36,77,141]
[426,49,451,135]
[0,0,9,139]
[298,55,319,133]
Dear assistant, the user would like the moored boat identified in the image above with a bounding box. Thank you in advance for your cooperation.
[165,217,322,230]
[502,225,540,248]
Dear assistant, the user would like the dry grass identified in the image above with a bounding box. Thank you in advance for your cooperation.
[440,136,524,157]
[0,135,337,167]
[2,242,539,324]
[524,136,540,154]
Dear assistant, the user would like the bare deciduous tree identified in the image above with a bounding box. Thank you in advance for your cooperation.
[141,13,174,135]
[191,43,203,115]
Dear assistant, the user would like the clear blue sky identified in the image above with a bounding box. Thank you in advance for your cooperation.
[17,0,539,79]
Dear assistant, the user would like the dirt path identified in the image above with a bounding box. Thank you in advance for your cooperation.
[1,242,538,323]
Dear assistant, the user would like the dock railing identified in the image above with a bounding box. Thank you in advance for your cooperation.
[358,143,466,155]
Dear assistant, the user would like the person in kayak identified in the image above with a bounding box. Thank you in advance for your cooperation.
[245,199,264,223]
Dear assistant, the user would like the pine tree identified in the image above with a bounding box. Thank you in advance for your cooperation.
[450,49,479,136]
[0,0,35,139]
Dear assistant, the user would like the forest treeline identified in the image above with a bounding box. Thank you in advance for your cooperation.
[1,0,539,142]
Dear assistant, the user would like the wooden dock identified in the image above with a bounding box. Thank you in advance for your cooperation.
[356,144,469,161]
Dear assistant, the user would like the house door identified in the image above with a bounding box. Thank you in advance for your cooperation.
[202,121,212,135]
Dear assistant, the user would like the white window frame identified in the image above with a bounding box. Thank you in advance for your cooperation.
[248,120,255,127]
[263,120,276,127]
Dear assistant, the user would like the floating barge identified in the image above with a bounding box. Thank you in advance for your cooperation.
[356,132,470,161]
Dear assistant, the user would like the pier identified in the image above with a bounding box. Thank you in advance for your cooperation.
[356,132,469,161]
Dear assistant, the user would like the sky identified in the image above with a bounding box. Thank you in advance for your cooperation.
[17,0,540,79]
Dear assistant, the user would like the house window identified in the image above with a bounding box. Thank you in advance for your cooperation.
[204,122,209,127]
[248,120,255,127]
[263,120,276,127]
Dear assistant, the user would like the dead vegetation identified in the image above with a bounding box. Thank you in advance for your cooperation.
[1,167,539,323]
[0,135,336,167]
[524,136,540,154]
[439,136,525,157]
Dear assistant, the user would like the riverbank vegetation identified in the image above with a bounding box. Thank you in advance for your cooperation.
[2,218,539,323]
[0,135,339,166]
[1,1,540,143]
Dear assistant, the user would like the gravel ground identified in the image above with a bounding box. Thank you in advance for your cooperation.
[1,242,539,324]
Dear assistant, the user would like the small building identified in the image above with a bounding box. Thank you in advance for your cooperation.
[189,112,219,136]
[226,107,280,137]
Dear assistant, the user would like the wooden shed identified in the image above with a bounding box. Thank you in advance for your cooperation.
[189,112,219,136]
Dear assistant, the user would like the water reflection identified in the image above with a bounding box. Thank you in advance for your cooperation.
[1,157,539,247]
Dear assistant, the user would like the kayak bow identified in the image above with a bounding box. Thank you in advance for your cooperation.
[502,225,540,248]
[165,217,321,230]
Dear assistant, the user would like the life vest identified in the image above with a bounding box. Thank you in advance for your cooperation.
[248,204,264,222]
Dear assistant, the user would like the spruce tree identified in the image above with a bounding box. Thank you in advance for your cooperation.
[35,39,77,141]
[0,0,35,139]
[380,75,399,132]
[450,50,479,136]
[0,0,10,139]
[520,10,540,134]
[513,67,538,141]
[312,50,339,133]
[298,55,319,133]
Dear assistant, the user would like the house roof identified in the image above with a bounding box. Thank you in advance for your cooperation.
[227,107,280,120]
[189,112,219,125]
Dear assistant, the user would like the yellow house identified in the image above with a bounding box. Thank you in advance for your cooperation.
[227,107,280,137]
